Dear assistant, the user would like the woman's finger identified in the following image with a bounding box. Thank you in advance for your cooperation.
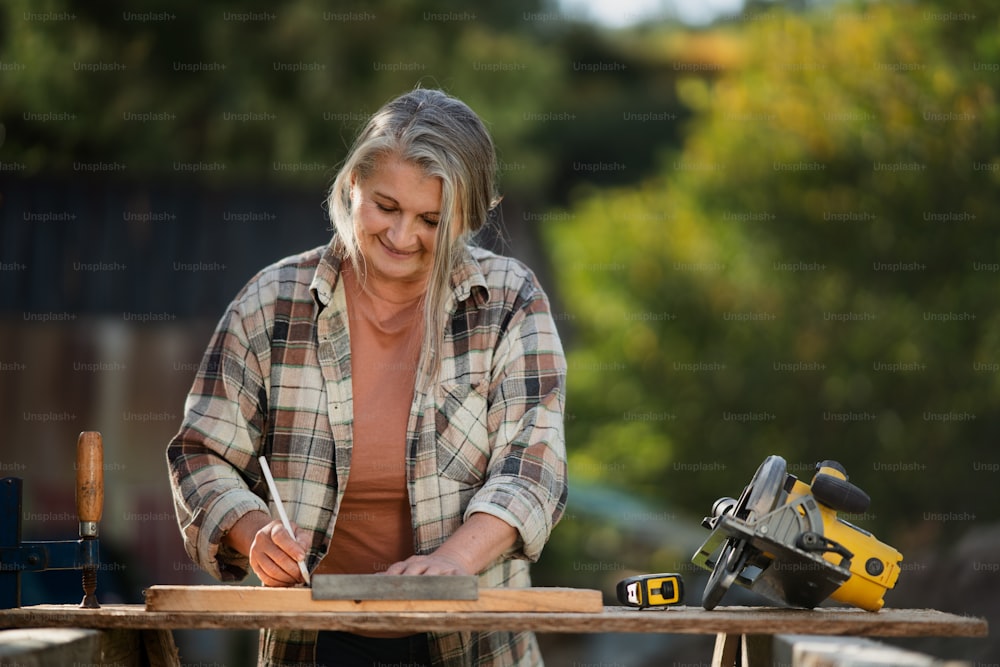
[268,521,306,561]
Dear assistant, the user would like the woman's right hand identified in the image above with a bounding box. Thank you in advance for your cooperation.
[224,510,309,587]
[249,519,310,587]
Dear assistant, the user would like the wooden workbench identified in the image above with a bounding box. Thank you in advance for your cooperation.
[0,604,987,666]
[0,603,985,636]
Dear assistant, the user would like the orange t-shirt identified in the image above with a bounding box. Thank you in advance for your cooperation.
[316,262,423,575]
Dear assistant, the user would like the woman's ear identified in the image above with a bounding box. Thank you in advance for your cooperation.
[347,172,360,209]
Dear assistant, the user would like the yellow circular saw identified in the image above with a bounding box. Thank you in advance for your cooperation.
[691,456,902,612]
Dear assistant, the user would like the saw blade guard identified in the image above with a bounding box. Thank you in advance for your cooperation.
[693,455,788,609]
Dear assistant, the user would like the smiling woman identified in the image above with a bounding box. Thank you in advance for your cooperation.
[166,88,569,667]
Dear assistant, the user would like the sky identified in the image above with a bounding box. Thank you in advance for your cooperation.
[558,0,748,26]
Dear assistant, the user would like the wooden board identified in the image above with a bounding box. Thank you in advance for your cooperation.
[772,633,970,667]
[0,604,987,638]
[0,628,100,662]
[144,585,604,614]
[0,627,181,667]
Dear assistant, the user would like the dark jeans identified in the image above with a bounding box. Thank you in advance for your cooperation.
[314,631,433,667]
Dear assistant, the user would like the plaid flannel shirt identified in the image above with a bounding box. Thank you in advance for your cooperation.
[166,236,568,667]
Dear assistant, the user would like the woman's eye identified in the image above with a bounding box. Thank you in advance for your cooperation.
[375,203,396,213]
[423,217,439,227]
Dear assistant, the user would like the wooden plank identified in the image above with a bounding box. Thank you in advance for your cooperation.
[0,628,101,665]
[144,585,604,614]
[773,634,971,667]
[0,605,988,637]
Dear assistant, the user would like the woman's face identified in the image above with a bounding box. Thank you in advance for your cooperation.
[352,155,443,288]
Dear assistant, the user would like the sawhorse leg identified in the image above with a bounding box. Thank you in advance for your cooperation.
[712,633,771,666]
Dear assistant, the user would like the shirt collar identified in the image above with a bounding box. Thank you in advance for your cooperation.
[309,236,489,310]
[450,243,490,308]
[308,238,345,308]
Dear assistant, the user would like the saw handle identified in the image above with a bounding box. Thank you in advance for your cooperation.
[811,460,870,514]
[76,431,104,536]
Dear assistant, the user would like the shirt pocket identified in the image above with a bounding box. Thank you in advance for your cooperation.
[434,377,490,486]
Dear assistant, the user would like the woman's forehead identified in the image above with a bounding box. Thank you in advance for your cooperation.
[360,155,442,211]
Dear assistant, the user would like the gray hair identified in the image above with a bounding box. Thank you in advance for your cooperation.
[326,88,501,382]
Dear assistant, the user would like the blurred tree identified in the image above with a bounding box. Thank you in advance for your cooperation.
[0,0,691,202]
[544,2,1000,557]
[1,0,559,179]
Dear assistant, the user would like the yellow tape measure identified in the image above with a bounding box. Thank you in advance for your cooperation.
[616,573,685,608]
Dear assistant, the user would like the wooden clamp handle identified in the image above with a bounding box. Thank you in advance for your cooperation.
[76,431,103,536]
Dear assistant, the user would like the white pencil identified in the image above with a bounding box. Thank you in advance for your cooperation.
[258,456,311,586]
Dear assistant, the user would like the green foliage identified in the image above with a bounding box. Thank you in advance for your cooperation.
[0,0,686,205]
[0,0,569,184]
[545,3,1000,553]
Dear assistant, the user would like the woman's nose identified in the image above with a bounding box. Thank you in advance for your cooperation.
[387,215,418,248]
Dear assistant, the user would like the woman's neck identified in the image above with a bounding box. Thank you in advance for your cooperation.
[347,258,428,306]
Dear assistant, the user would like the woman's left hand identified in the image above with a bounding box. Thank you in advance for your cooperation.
[383,512,518,577]
[383,552,471,576]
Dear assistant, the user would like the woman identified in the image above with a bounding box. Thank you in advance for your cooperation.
[166,88,568,667]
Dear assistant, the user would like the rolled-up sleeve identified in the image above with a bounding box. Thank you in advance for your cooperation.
[166,301,270,581]
[464,283,568,562]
